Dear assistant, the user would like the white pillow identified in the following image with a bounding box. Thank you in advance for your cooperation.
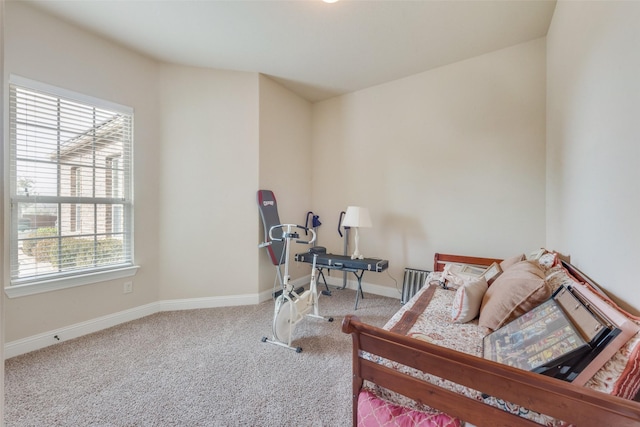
[451,277,489,323]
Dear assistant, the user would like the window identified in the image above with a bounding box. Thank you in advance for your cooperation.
[70,166,81,232]
[105,156,123,234]
[7,76,136,296]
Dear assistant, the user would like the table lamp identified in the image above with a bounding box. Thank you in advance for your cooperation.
[341,206,372,259]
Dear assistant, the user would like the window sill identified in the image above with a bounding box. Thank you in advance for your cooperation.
[4,265,140,298]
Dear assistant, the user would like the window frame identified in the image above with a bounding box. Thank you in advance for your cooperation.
[5,75,138,298]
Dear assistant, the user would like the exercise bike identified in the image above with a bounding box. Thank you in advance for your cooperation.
[260,224,333,352]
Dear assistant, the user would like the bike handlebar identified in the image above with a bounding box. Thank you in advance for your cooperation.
[268,224,316,245]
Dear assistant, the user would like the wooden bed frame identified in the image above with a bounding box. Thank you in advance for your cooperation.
[342,253,640,427]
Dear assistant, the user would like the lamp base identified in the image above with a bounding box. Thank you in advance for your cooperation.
[351,227,365,260]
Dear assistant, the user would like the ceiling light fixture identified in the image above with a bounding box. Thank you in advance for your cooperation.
[323,0,339,3]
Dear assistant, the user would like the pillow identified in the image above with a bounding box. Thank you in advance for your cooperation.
[451,277,488,323]
[358,390,463,427]
[478,260,551,330]
[573,282,640,400]
[587,321,640,399]
[499,254,525,271]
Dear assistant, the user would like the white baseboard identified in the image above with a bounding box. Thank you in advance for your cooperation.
[322,275,401,299]
[257,275,315,303]
[259,275,401,301]
[4,277,400,359]
[157,294,259,312]
[4,302,157,359]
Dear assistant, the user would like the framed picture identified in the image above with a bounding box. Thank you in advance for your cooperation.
[527,248,545,260]
[447,263,486,278]
[482,262,502,285]
[483,298,589,375]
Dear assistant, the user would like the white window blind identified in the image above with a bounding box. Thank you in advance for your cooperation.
[8,77,134,288]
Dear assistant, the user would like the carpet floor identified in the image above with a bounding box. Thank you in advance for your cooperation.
[4,287,401,426]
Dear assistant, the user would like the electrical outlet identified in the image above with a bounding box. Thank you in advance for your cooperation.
[123,281,133,294]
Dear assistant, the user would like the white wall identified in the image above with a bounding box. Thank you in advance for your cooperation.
[257,75,313,292]
[1,0,6,419]
[312,39,547,289]
[156,64,260,300]
[3,1,162,342]
[547,1,640,314]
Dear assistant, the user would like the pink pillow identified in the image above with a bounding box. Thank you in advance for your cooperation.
[579,286,640,400]
[499,253,525,271]
[358,389,462,427]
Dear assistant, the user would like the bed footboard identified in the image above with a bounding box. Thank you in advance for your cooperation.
[342,315,640,427]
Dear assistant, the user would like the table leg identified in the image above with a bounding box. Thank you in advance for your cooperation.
[317,268,331,295]
[352,270,365,310]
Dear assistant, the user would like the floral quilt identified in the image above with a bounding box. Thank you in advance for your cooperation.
[361,270,570,426]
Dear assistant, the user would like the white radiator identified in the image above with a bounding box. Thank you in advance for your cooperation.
[401,267,430,304]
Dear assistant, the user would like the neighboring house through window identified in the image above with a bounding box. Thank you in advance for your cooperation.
[6,76,136,297]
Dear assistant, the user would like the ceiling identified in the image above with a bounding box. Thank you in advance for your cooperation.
[26,0,557,102]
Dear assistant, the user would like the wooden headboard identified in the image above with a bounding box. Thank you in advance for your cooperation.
[433,252,502,272]
[433,252,607,295]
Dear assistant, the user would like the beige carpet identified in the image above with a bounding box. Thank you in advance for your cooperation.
[4,288,400,426]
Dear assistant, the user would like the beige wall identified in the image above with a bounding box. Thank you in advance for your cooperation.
[258,75,313,293]
[6,0,639,356]
[1,0,5,418]
[546,1,640,314]
[312,39,547,289]
[156,64,260,299]
[2,2,311,344]
[3,1,162,342]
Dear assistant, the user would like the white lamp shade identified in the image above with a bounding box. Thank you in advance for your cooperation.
[341,206,372,228]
